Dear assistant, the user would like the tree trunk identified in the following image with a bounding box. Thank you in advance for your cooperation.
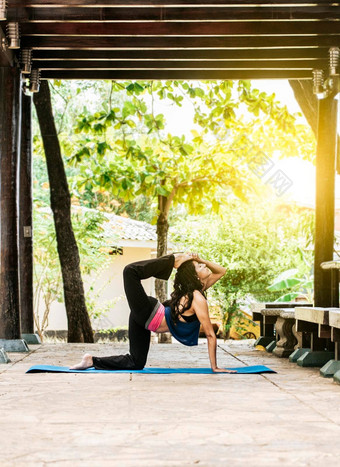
[155,207,169,303]
[156,196,172,343]
[33,81,94,343]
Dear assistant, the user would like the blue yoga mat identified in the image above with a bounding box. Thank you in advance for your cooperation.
[26,364,276,374]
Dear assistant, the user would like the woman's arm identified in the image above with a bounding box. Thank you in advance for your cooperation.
[192,254,226,290]
[192,290,236,373]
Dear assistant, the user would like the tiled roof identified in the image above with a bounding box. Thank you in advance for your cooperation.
[38,205,157,244]
[100,211,157,242]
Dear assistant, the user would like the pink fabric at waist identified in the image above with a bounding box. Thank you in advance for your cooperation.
[147,304,165,332]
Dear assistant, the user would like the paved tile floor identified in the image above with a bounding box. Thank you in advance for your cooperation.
[1,339,340,466]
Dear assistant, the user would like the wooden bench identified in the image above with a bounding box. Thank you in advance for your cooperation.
[292,307,335,367]
[329,308,340,360]
[252,302,312,350]
[273,308,301,358]
[321,309,340,379]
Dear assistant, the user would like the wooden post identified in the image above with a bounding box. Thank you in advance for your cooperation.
[0,67,22,339]
[314,93,338,307]
[19,92,34,335]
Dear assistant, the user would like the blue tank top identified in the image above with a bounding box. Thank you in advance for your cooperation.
[164,306,201,346]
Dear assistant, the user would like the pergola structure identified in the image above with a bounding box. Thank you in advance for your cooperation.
[0,1,339,347]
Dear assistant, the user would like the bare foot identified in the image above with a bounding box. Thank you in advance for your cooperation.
[174,252,193,269]
[69,353,93,370]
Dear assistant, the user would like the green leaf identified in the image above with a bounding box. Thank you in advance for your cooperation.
[194,88,204,98]
[156,186,170,196]
[144,175,153,184]
[267,277,303,292]
[274,292,301,302]
[126,83,135,93]
[106,110,116,122]
[273,268,299,282]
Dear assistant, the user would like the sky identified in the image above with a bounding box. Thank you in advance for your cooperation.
[161,79,339,208]
[255,80,340,207]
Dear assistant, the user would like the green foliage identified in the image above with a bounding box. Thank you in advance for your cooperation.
[267,248,313,302]
[170,199,314,336]
[33,202,113,339]
[85,280,122,325]
[33,79,315,228]
[32,79,317,328]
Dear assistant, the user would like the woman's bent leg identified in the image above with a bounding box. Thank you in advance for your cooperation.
[123,254,174,326]
[91,255,174,371]
[92,314,151,370]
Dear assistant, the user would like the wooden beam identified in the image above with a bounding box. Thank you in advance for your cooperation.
[0,67,22,340]
[31,48,332,60]
[314,92,338,307]
[33,59,327,70]
[40,70,313,79]
[8,5,340,22]
[289,79,318,136]
[331,327,340,343]
[0,26,15,67]
[19,21,340,36]
[318,323,332,339]
[22,35,340,49]
[9,0,340,6]
[19,92,34,335]
[296,320,318,333]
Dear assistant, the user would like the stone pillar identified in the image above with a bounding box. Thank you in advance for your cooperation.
[0,66,22,340]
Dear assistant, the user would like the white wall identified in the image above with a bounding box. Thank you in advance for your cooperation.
[40,246,154,332]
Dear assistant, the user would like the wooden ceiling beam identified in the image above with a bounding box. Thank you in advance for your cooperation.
[19,21,340,36]
[9,0,340,6]
[31,48,331,60]
[22,35,340,49]
[33,59,327,69]
[0,27,15,67]
[39,69,313,79]
[8,5,340,22]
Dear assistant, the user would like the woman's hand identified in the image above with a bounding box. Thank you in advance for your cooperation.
[189,252,203,263]
[212,367,237,374]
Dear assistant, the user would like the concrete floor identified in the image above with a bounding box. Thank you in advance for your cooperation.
[2,339,340,466]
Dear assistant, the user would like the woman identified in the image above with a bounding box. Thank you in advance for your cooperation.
[70,252,236,373]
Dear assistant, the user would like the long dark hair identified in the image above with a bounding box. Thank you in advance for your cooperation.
[164,259,204,323]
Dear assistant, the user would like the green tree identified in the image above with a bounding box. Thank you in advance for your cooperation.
[171,200,314,337]
[34,81,96,342]
[66,80,314,300]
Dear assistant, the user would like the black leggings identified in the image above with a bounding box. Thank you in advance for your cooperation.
[92,254,175,370]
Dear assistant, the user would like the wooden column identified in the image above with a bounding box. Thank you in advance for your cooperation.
[0,67,22,339]
[19,92,34,335]
[314,93,339,307]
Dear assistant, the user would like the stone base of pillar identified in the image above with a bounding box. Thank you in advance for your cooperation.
[273,347,294,358]
[275,312,299,356]
[0,339,29,352]
[265,340,276,353]
[320,359,340,378]
[333,370,340,384]
[297,350,334,367]
[289,348,310,362]
[158,332,172,344]
[0,348,11,363]
[21,333,41,345]
[254,336,274,347]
